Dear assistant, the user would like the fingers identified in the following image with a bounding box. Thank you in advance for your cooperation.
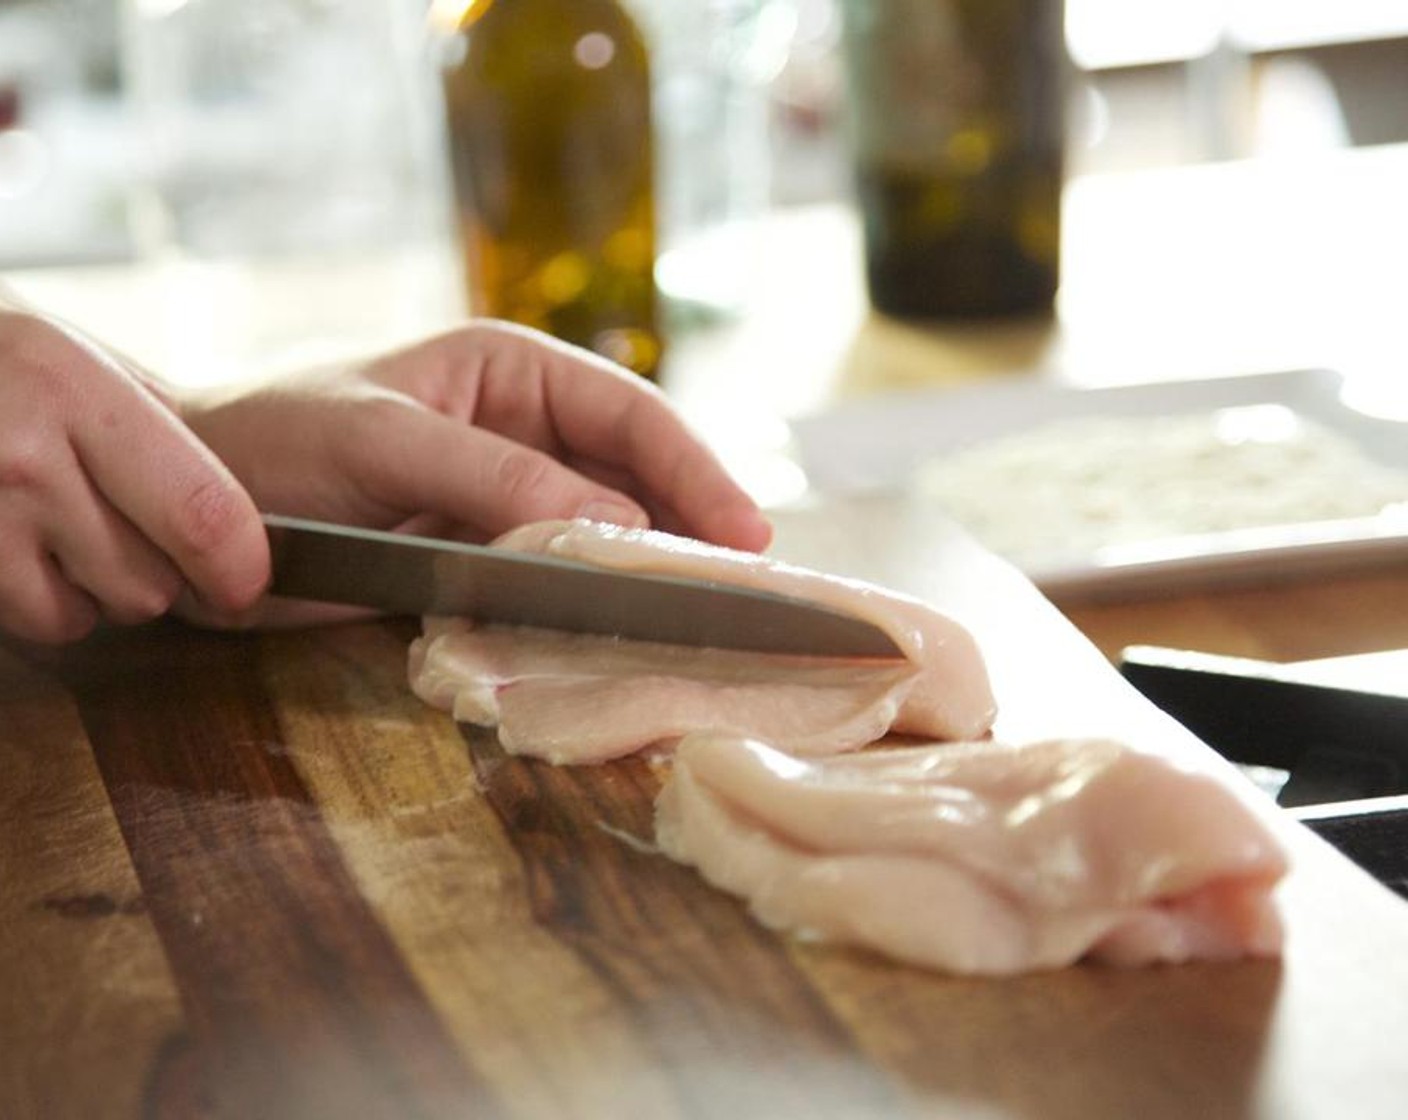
[351,397,652,540]
[0,424,240,642]
[0,312,270,644]
[0,539,100,644]
[537,357,773,551]
[0,527,175,644]
[70,365,271,615]
[412,323,773,551]
[43,464,187,625]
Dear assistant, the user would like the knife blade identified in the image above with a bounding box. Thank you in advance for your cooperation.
[263,514,905,659]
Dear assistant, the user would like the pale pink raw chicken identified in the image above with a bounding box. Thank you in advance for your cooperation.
[408,520,997,763]
[655,733,1288,975]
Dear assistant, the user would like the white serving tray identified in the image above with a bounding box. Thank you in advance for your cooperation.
[787,369,1408,599]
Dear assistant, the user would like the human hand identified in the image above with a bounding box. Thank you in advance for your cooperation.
[0,301,269,644]
[183,320,771,624]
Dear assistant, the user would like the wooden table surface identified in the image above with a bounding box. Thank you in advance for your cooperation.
[4,145,1408,1119]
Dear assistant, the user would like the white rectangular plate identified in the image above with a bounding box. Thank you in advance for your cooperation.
[787,369,1408,599]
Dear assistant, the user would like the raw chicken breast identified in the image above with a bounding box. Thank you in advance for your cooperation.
[655,733,1288,975]
[409,520,996,763]
[411,618,918,763]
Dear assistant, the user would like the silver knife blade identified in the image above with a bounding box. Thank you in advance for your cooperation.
[263,514,904,659]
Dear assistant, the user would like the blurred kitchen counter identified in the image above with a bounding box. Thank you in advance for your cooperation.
[10,140,1408,411]
[663,139,1408,425]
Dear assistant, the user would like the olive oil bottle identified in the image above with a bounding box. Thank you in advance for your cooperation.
[838,0,1067,319]
[439,0,662,377]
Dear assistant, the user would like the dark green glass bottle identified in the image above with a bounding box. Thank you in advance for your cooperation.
[439,0,662,377]
[838,0,1067,320]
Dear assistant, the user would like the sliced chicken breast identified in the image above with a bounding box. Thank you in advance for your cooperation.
[409,520,997,762]
[655,733,1288,975]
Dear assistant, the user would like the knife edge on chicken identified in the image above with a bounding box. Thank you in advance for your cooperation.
[409,519,998,763]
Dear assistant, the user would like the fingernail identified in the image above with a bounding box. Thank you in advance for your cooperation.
[578,500,648,528]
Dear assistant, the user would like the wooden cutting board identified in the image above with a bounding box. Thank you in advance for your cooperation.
[2,513,1407,1120]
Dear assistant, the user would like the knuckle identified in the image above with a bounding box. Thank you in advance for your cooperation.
[0,314,81,397]
[0,320,101,494]
[0,310,51,360]
[0,595,96,646]
[106,573,182,626]
[465,318,522,348]
[47,607,99,645]
[360,394,414,434]
[172,476,245,558]
[490,447,556,505]
[0,430,52,493]
[341,395,411,460]
[7,556,99,645]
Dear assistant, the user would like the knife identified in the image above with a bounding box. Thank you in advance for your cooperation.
[263,514,905,659]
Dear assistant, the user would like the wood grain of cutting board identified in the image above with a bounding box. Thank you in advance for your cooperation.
[2,510,1406,1119]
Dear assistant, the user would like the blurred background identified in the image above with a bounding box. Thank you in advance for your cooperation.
[4,0,1408,402]
[4,0,1407,269]
[6,2,1405,909]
